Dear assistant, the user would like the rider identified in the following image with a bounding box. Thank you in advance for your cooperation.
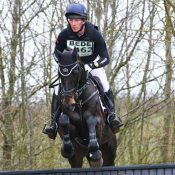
[43,3,123,139]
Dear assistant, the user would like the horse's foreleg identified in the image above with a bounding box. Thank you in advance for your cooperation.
[86,116,99,152]
[59,114,74,158]
[86,115,103,167]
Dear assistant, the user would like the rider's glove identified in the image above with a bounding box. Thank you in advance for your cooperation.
[88,61,99,69]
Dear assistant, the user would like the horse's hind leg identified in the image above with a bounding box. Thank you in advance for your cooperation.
[101,136,117,166]
[68,149,84,168]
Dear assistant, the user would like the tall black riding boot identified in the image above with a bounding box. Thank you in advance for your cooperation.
[43,92,61,139]
[104,89,123,134]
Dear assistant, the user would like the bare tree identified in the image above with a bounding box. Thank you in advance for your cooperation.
[0,0,175,170]
[161,0,173,162]
[0,0,19,169]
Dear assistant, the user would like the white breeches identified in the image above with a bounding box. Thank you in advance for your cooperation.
[85,67,110,92]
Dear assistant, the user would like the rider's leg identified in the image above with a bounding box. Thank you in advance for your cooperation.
[43,87,61,139]
[104,89,123,132]
[90,68,123,133]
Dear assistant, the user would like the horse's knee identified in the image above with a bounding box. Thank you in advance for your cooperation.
[86,115,97,127]
[59,114,71,141]
[59,114,70,126]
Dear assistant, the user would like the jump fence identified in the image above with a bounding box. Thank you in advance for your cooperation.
[0,163,175,175]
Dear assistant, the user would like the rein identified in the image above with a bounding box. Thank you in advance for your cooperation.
[81,90,98,105]
[76,77,99,105]
[49,76,60,88]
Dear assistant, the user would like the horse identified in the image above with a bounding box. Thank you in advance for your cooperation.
[55,48,117,168]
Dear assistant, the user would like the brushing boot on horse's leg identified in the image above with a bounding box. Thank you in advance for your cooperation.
[104,89,123,134]
[43,92,61,139]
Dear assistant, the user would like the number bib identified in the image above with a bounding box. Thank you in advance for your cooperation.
[67,40,94,57]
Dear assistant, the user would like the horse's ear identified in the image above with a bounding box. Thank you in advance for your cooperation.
[55,49,63,61]
[72,47,78,58]
[72,47,82,62]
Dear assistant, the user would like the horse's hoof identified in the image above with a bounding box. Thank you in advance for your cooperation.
[90,157,103,168]
[61,143,75,158]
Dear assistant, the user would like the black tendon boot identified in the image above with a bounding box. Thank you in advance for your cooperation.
[104,89,123,134]
[43,92,61,139]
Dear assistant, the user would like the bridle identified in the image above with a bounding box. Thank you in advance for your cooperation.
[58,60,85,98]
[57,54,99,106]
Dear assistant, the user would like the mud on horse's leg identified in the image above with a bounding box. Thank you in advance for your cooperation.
[86,115,102,167]
[59,114,74,158]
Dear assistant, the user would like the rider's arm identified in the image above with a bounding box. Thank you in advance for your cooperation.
[89,29,110,69]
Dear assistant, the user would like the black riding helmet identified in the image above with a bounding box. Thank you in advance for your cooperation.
[65,3,87,20]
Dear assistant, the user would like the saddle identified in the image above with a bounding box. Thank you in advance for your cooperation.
[88,73,111,113]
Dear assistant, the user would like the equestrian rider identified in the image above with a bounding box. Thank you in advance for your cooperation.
[43,3,123,139]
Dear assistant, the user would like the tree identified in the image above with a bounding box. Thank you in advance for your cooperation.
[0,0,175,170]
[161,0,173,162]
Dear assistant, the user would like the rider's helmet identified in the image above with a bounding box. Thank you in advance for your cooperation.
[65,3,87,20]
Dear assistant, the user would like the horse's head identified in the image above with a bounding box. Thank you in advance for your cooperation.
[56,48,85,110]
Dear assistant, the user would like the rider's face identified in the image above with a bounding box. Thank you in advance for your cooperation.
[68,18,85,32]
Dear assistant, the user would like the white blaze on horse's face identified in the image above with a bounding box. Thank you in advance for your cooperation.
[62,95,76,112]
[63,95,76,106]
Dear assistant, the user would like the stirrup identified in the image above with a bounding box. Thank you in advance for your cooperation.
[107,112,116,124]
[107,115,123,134]
[42,123,58,140]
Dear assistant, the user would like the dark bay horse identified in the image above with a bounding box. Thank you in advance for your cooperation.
[55,48,117,168]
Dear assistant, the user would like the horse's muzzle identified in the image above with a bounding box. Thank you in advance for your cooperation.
[62,95,76,111]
